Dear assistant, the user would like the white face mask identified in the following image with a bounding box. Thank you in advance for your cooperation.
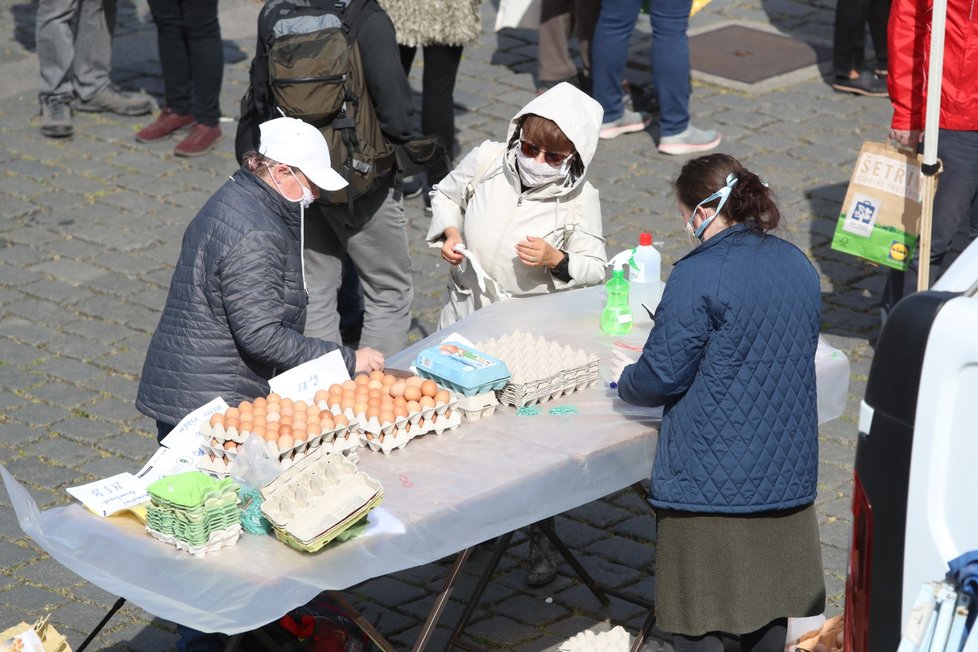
[267,164,315,208]
[516,149,571,187]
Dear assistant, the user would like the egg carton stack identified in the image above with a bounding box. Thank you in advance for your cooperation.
[476,331,600,408]
[197,397,360,478]
[260,447,383,552]
[414,342,512,421]
[315,372,463,456]
[145,471,241,556]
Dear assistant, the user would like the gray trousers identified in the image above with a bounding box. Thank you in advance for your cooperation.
[36,0,113,100]
[303,187,413,357]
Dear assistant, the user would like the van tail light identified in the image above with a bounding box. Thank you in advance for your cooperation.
[845,472,873,652]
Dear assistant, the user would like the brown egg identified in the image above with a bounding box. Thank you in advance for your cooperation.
[252,423,266,439]
[280,403,294,417]
[333,413,349,427]
[263,429,278,442]
[419,395,435,409]
[406,375,425,388]
[267,392,282,404]
[267,411,281,423]
[329,383,343,394]
[434,389,450,405]
[394,395,407,408]
[253,396,267,409]
[367,396,381,409]
[224,440,237,451]
[329,399,343,412]
[278,434,294,452]
[366,405,380,421]
[253,405,267,418]
[406,400,422,414]
[380,396,394,410]
[226,416,240,431]
[393,404,408,418]
[294,399,307,412]
[225,407,240,420]
[278,423,292,437]
[379,410,395,425]
[420,379,438,398]
[382,374,397,386]
[209,413,225,428]
[293,427,307,443]
[369,370,385,381]
[341,379,357,392]
[340,396,355,411]
[314,389,330,405]
[278,413,293,427]
[389,381,406,398]
[403,385,422,402]
[238,400,253,413]
[319,416,334,431]
[353,402,368,416]
[367,378,383,391]
[355,374,370,386]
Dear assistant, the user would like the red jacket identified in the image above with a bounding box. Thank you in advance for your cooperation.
[888,0,978,131]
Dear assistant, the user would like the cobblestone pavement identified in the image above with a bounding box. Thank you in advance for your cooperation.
[0,0,892,649]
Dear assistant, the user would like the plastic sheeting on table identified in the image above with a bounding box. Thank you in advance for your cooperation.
[1,285,850,635]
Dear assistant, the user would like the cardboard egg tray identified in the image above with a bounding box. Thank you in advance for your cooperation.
[197,420,359,477]
[147,524,242,556]
[259,448,383,552]
[454,391,499,421]
[476,331,601,408]
[360,408,463,455]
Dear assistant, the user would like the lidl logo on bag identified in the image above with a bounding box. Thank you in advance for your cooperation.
[842,193,881,238]
[889,241,909,262]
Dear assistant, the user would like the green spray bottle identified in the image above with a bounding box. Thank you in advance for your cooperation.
[600,250,633,335]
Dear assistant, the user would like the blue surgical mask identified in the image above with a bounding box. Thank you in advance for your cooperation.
[686,173,738,241]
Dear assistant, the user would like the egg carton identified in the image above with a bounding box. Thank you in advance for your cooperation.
[260,448,383,552]
[146,523,242,556]
[454,391,499,421]
[475,331,601,408]
[360,408,463,455]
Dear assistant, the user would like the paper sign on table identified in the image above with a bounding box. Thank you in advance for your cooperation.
[136,447,199,487]
[66,473,149,518]
[268,350,349,403]
[160,396,229,455]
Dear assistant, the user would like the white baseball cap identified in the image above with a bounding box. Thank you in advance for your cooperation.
[258,117,348,191]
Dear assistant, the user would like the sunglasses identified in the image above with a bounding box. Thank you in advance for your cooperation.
[519,139,573,167]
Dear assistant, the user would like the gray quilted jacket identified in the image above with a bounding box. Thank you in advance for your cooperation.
[136,168,355,426]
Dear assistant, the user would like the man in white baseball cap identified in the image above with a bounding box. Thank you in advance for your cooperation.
[258,116,348,194]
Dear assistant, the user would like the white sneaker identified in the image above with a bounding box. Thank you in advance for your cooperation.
[599,109,652,139]
[657,125,722,155]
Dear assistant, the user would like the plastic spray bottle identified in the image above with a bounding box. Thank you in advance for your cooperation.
[627,232,662,324]
[601,251,633,335]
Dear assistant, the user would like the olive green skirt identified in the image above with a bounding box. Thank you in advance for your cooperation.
[654,504,826,637]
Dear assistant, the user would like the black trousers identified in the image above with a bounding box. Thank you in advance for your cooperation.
[148,0,223,125]
[671,618,788,652]
[832,0,890,76]
[400,43,463,185]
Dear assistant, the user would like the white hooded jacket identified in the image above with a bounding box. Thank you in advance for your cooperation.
[427,83,608,326]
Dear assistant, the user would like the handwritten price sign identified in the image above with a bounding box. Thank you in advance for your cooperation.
[269,350,350,404]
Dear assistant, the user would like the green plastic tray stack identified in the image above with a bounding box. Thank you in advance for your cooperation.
[145,471,242,556]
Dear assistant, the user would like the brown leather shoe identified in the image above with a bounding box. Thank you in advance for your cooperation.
[174,124,222,157]
[136,108,194,142]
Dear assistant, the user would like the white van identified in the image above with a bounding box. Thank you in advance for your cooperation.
[844,241,978,652]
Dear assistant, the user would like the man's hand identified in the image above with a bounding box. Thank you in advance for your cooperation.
[890,129,922,149]
[355,347,385,373]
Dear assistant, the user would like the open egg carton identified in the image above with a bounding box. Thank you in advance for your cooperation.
[259,447,383,553]
[196,396,360,478]
[315,371,463,455]
[475,331,600,408]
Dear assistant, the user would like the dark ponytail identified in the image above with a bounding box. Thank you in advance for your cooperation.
[674,153,781,232]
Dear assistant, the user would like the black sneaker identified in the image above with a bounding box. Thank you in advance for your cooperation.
[832,70,888,97]
[39,95,73,138]
[400,174,424,199]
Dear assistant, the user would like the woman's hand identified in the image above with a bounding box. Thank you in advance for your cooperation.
[441,228,465,265]
[516,235,562,268]
[355,347,385,373]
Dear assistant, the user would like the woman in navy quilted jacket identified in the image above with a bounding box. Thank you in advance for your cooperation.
[616,153,825,652]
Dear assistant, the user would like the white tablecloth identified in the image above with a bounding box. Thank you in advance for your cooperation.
[2,286,849,634]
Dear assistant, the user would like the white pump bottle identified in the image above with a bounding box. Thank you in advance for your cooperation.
[627,232,662,324]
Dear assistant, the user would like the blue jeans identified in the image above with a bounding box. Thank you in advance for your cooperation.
[590,0,692,136]
[882,129,978,312]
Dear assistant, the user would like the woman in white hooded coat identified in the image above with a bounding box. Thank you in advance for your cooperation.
[427,82,607,329]
[426,83,607,586]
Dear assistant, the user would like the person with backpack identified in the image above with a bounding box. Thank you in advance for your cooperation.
[235,0,424,357]
[426,82,607,586]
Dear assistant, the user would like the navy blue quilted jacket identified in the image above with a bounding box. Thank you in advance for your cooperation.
[137,168,355,426]
[617,224,821,513]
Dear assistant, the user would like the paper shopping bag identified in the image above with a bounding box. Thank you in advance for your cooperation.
[831,141,927,271]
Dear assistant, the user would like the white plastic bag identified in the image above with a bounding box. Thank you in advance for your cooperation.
[439,245,512,329]
[494,0,541,31]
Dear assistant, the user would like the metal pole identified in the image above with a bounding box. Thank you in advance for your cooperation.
[917,0,948,291]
